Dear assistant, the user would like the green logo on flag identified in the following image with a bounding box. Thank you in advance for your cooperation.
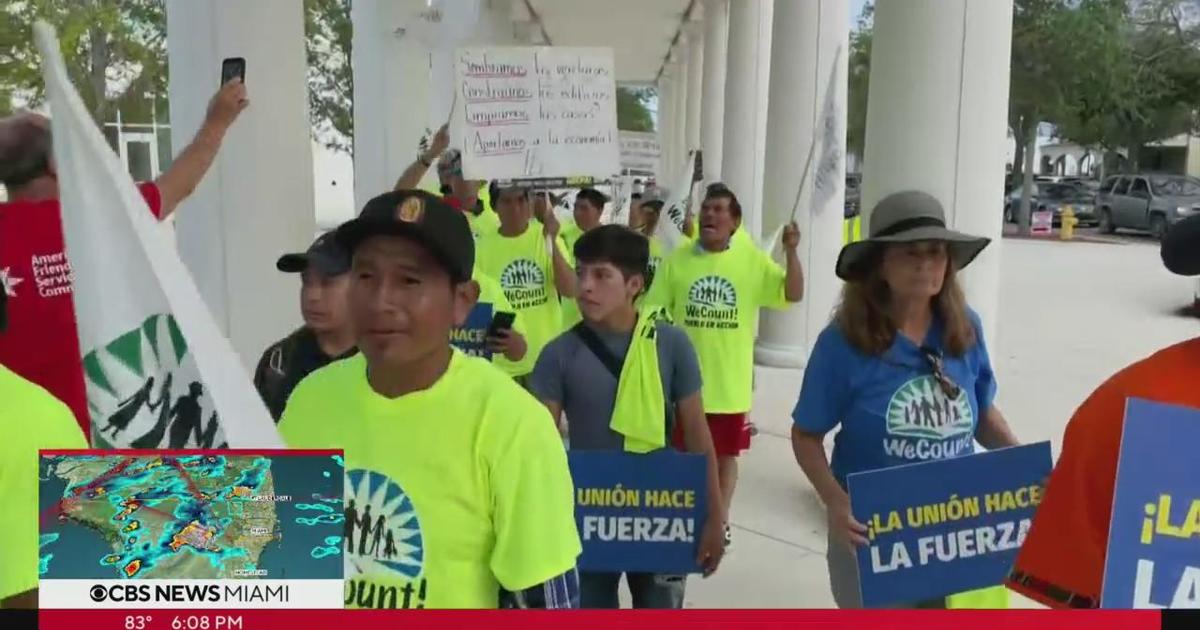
[85,314,225,449]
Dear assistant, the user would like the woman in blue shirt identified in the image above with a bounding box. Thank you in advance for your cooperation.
[791,191,1021,608]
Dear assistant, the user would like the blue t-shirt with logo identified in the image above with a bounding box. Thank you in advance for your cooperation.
[791,311,996,487]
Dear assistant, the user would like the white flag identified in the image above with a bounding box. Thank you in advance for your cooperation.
[809,46,844,215]
[35,22,282,449]
[655,151,698,251]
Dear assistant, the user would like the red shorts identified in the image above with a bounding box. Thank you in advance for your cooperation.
[673,412,751,457]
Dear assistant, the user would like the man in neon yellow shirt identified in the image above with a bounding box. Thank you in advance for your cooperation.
[647,184,804,544]
[0,288,89,609]
[559,188,608,330]
[279,190,580,609]
[475,183,577,382]
[629,198,668,298]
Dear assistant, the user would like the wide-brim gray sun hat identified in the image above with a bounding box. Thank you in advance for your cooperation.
[835,190,991,281]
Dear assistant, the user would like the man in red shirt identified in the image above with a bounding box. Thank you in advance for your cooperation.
[0,78,249,437]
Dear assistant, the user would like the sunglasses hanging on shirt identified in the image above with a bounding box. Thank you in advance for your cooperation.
[879,345,962,401]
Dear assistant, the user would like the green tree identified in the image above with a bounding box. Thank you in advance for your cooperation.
[846,3,873,165]
[616,86,655,132]
[0,0,168,125]
[304,0,353,153]
[1055,0,1200,173]
[1006,0,1130,232]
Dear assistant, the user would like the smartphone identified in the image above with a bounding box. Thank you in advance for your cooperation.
[486,312,516,338]
[221,57,246,85]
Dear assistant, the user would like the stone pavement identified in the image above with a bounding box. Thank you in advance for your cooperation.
[678,235,1199,608]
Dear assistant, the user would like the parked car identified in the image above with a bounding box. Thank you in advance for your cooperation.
[1061,176,1101,193]
[1095,174,1200,239]
[1004,182,1098,226]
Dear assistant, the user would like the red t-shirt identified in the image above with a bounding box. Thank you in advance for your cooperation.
[1007,337,1200,608]
[0,183,162,438]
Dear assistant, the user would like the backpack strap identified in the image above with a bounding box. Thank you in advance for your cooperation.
[571,323,623,381]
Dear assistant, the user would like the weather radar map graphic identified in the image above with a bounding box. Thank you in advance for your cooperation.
[39,451,344,580]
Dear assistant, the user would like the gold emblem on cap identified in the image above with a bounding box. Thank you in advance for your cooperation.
[396,196,424,223]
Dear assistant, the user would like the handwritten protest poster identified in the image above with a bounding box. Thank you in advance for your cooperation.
[455,47,620,180]
[450,302,493,360]
[847,443,1052,608]
[619,130,660,175]
[568,450,707,574]
[1102,399,1200,609]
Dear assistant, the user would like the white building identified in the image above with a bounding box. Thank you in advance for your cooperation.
[151,0,1013,372]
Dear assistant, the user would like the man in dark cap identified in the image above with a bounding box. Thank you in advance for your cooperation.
[279,190,580,609]
[1008,213,1200,608]
[253,233,357,421]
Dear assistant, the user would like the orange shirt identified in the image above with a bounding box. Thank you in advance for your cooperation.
[1007,337,1200,608]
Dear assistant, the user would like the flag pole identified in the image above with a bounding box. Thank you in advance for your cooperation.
[788,137,819,223]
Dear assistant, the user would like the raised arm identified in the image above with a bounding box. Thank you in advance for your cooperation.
[395,124,449,191]
[155,79,248,219]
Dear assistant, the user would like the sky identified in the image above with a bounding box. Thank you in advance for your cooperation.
[851,0,870,22]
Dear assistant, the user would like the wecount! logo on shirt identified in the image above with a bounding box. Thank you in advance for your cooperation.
[343,469,427,609]
[884,376,974,461]
[684,275,738,330]
[500,259,548,309]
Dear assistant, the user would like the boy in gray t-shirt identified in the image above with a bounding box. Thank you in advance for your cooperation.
[530,225,725,609]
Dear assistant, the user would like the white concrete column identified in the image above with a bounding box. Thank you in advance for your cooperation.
[755,0,848,368]
[165,0,315,371]
[685,27,705,151]
[700,0,728,183]
[352,0,433,209]
[720,0,773,241]
[672,54,689,176]
[862,0,1013,344]
[657,76,675,182]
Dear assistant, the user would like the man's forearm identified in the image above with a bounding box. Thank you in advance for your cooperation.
[551,242,577,297]
[394,155,434,191]
[784,249,805,302]
[155,122,226,219]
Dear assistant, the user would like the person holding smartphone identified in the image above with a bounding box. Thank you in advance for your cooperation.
[0,75,249,433]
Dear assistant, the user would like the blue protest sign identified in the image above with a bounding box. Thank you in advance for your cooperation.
[568,450,708,574]
[1102,398,1200,608]
[451,302,493,359]
[846,442,1052,608]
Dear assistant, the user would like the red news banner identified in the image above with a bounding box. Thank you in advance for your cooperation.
[31,609,1165,629]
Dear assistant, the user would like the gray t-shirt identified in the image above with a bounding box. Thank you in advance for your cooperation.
[530,321,703,450]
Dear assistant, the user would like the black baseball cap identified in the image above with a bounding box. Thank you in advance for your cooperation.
[335,190,474,283]
[276,232,351,276]
[1161,213,1200,276]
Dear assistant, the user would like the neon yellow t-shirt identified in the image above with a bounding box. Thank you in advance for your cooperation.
[472,270,528,376]
[646,240,789,413]
[558,222,587,331]
[475,224,566,375]
[0,365,87,601]
[466,205,501,240]
[279,351,580,609]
